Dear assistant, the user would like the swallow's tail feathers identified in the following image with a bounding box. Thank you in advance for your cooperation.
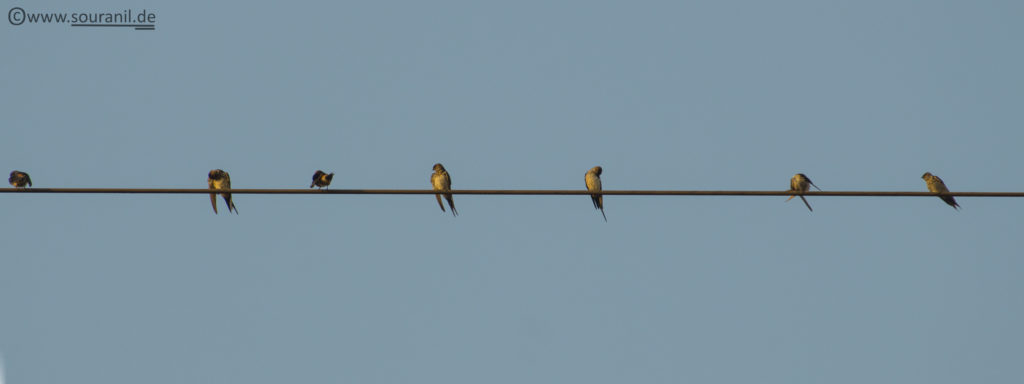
[223,194,238,214]
[210,193,219,214]
[941,195,960,210]
[446,194,458,217]
[435,194,446,212]
[589,194,605,221]
[799,195,813,212]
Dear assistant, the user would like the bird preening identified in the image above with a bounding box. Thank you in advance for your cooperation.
[786,173,821,212]
[311,170,334,189]
[207,169,238,214]
[922,172,960,210]
[431,163,457,217]
[7,168,969,216]
[8,171,31,188]
[585,166,606,221]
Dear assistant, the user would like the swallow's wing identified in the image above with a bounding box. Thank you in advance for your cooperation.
[446,194,457,217]
[585,173,601,192]
[807,178,821,191]
[443,173,456,216]
[222,175,236,214]
[208,178,219,214]
[312,171,323,188]
[429,173,446,211]
[227,195,238,214]
[585,173,605,220]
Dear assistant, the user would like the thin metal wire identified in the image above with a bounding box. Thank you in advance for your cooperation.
[1,188,1022,197]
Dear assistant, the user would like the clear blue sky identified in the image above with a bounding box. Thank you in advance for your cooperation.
[3,1,1023,383]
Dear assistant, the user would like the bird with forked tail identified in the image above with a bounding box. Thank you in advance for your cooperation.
[786,173,821,212]
[208,169,238,214]
[922,172,960,210]
[430,163,457,217]
[585,166,606,221]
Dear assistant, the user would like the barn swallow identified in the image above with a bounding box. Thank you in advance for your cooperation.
[431,163,457,216]
[311,170,334,189]
[208,169,238,214]
[584,166,606,221]
[8,171,31,188]
[922,172,960,210]
[786,173,820,212]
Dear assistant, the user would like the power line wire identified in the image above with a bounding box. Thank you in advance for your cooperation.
[2,188,1023,197]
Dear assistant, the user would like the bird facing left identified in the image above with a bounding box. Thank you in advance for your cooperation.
[207,169,238,214]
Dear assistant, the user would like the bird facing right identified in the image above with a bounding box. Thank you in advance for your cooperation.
[208,169,238,214]
[584,166,606,221]
[922,172,960,210]
[8,171,31,188]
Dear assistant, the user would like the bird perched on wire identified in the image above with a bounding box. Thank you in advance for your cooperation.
[8,171,32,188]
[430,163,457,216]
[584,166,606,221]
[310,170,334,189]
[786,173,821,212]
[921,172,959,210]
[207,169,238,214]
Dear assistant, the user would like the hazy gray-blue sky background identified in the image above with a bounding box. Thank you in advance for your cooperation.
[3,1,1023,383]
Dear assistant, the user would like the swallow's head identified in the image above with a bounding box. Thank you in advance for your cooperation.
[590,166,602,176]
[921,172,932,180]
[433,163,446,172]
[209,169,226,180]
[312,170,325,179]
[324,173,334,183]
